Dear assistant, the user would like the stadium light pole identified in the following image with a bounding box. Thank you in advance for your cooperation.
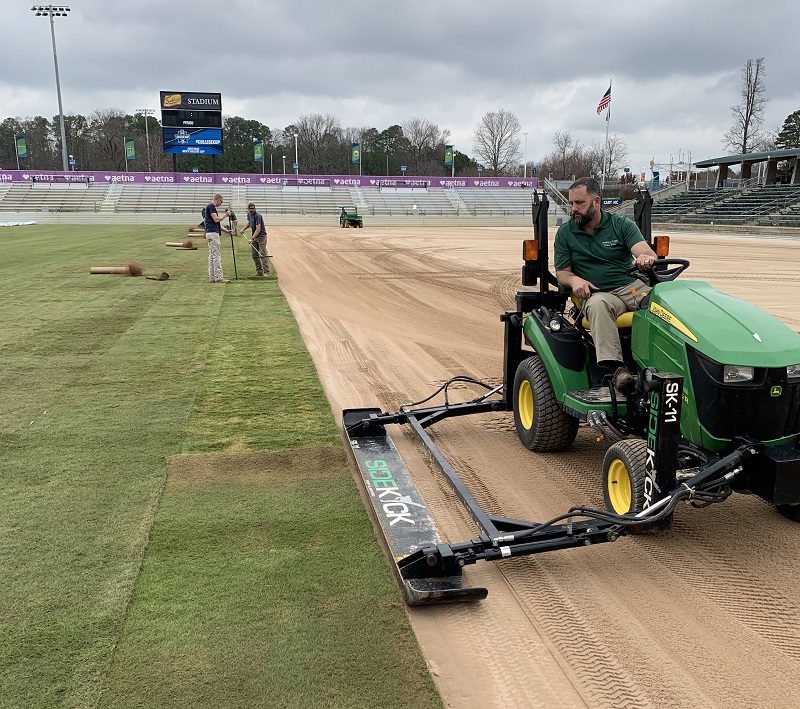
[293,133,299,175]
[523,132,528,178]
[136,108,154,172]
[282,155,286,175]
[32,5,71,173]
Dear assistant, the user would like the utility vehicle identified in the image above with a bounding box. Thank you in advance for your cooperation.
[339,205,363,228]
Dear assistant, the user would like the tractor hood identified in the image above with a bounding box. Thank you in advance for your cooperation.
[647,280,800,367]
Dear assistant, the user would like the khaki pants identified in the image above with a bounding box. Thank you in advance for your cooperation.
[581,281,651,365]
[206,232,223,282]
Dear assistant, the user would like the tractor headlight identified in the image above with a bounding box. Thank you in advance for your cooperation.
[723,365,754,383]
[787,364,800,381]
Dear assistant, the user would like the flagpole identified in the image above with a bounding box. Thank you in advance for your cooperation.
[601,79,611,191]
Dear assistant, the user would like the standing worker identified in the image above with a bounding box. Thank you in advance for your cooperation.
[554,177,657,392]
[240,202,269,277]
[204,193,233,283]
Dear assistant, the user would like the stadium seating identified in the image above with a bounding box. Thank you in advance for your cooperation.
[1,178,797,230]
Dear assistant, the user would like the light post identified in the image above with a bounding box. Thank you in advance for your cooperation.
[523,132,528,178]
[282,155,286,175]
[32,5,70,173]
[293,133,298,175]
[136,108,154,172]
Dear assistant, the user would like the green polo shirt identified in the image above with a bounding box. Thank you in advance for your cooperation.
[554,210,645,291]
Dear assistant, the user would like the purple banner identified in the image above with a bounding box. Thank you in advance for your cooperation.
[0,170,538,190]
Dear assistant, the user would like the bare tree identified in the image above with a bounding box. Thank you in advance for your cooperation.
[87,108,128,171]
[472,109,521,175]
[723,57,768,154]
[295,113,343,174]
[402,117,450,175]
[537,130,583,180]
[592,134,630,179]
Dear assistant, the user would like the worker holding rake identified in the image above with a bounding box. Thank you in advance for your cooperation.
[204,193,233,283]
[240,202,269,277]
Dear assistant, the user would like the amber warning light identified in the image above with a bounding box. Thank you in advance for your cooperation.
[523,239,539,262]
[654,235,670,257]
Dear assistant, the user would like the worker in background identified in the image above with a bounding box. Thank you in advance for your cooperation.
[240,201,269,277]
[554,177,657,393]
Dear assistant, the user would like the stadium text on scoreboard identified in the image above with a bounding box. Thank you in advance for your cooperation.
[160,91,223,156]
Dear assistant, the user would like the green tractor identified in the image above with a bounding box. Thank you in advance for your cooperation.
[510,190,800,522]
[339,205,363,228]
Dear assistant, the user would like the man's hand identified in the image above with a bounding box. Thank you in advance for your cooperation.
[571,277,599,300]
[633,253,656,270]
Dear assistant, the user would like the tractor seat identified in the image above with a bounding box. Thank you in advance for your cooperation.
[569,294,634,330]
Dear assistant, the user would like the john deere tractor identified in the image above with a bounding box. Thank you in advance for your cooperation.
[509,190,800,522]
[339,205,363,228]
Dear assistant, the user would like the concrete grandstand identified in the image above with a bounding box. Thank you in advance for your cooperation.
[0,172,560,227]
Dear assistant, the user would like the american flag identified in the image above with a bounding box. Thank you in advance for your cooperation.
[596,85,611,114]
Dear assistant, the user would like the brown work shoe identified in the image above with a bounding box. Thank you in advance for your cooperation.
[612,367,636,393]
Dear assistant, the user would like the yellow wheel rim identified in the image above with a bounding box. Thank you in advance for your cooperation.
[607,459,632,513]
[518,380,534,430]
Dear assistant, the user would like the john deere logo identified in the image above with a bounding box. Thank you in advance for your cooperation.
[771,386,782,397]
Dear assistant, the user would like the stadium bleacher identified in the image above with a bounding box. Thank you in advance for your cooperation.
[647,184,800,228]
[1,178,798,230]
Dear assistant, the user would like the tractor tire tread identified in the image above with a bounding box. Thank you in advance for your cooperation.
[513,354,579,452]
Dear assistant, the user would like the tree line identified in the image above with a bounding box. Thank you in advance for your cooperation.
[0,111,479,176]
[0,105,631,180]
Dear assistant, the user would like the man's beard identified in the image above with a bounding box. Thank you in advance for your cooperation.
[573,202,596,228]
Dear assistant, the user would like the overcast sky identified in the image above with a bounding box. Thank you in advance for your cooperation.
[3,0,798,176]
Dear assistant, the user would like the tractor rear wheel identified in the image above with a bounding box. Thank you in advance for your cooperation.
[602,439,648,514]
[513,354,578,452]
[776,503,800,522]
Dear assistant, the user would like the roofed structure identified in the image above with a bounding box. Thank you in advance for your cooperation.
[694,147,800,185]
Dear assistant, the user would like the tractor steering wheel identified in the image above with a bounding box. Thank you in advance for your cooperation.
[627,258,690,286]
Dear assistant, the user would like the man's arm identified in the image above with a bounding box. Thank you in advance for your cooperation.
[252,217,263,238]
[631,241,657,270]
[556,266,598,300]
[211,208,229,224]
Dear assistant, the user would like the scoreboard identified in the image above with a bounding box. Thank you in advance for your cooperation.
[160,91,223,155]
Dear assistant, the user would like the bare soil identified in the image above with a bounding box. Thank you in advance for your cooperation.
[272,224,800,709]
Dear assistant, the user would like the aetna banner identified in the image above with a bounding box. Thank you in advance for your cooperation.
[160,91,222,111]
[0,170,538,190]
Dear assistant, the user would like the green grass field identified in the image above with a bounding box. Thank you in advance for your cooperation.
[0,225,441,709]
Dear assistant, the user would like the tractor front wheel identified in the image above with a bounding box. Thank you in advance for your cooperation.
[513,354,578,452]
[602,439,648,515]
